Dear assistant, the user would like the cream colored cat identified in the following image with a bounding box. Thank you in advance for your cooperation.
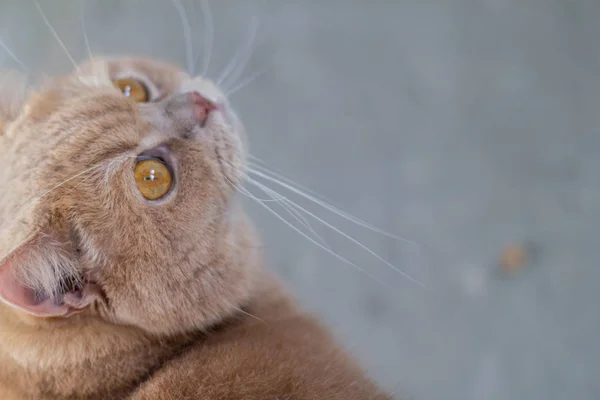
[0,57,392,399]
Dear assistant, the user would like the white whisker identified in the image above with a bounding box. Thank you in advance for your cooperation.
[171,0,194,75]
[231,305,264,323]
[249,158,327,202]
[14,163,105,217]
[0,36,28,71]
[81,0,94,63]
[226,169,325,247]
[65,170,96,197]
[35,1,80,71]
[222,20,261,92]
[238,178,392,288]
[217,15,260,87]
[247,177,425,287]
[30,166,100,201]
[243,194,283,202]
[278,198,329,247]
[103,155,128,200]
[226,64,270,97]
[2,162,108,250]
[229,176,280,203]
[0,232,38,266]
[200,0,214,77]
[207,211,230,225]
[216,42,244,87]
[235,183,285,202]
[248,166,416,245]
[252,179,329,246]
[226,170,326,245]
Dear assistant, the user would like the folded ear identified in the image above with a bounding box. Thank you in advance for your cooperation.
[0,69,30,128]
[0,230,99,318]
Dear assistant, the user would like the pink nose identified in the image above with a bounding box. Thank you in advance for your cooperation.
[189,91,216,125]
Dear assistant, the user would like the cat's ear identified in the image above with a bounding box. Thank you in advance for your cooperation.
[0,230,99,318]
[0,69,30,126]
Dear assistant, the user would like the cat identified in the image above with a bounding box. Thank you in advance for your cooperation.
[0,57,393,399]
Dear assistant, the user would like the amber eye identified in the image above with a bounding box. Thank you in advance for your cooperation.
[134,158,172,200]
[113,78,149,103]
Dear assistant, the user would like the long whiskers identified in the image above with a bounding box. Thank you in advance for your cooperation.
[245,176,425,287]
[0,36,28,71]
[249,157,407,246]
[217,15,260,87]
[231,175,393,288]
[1,163,108,262]
[226,64,270,97]
[35,1,80,72]
[247,165,417,244]
[276,196,330,247]
[199,0,214,77]
[249,156,329,202]
[171,0,194,75]
[226,174,327,244]
[81,0,94,63]
[246,176,330,247]
[12,160,112,220]
[0,232,38,266]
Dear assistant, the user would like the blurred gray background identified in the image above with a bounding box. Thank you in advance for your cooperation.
[2,1,600,399]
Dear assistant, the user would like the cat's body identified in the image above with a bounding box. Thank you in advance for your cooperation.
[0,275,385,399]
[0,58,391,399]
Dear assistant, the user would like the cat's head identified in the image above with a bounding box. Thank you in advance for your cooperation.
[0,57,260,335]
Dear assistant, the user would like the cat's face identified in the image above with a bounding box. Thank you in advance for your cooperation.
[0,57,259,335]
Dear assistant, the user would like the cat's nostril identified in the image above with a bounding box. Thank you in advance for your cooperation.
[188,91,216,125]
[163,92,221,133]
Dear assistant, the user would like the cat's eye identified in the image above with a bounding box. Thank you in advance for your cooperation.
[134,158,172,200]
[113,78,149,103]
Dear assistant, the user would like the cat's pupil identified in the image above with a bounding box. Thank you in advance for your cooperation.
[143,170,157,181]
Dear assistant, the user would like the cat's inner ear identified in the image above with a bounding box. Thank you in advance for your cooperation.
[0,229,99,318]
[0,69,30,127]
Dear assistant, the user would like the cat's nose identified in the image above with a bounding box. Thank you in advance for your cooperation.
[164,91,217,127]
[188,92,216,125]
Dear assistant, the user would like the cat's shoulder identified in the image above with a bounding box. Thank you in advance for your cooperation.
[129,281,390,400]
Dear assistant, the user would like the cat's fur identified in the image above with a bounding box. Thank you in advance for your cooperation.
[0,58,391,399]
